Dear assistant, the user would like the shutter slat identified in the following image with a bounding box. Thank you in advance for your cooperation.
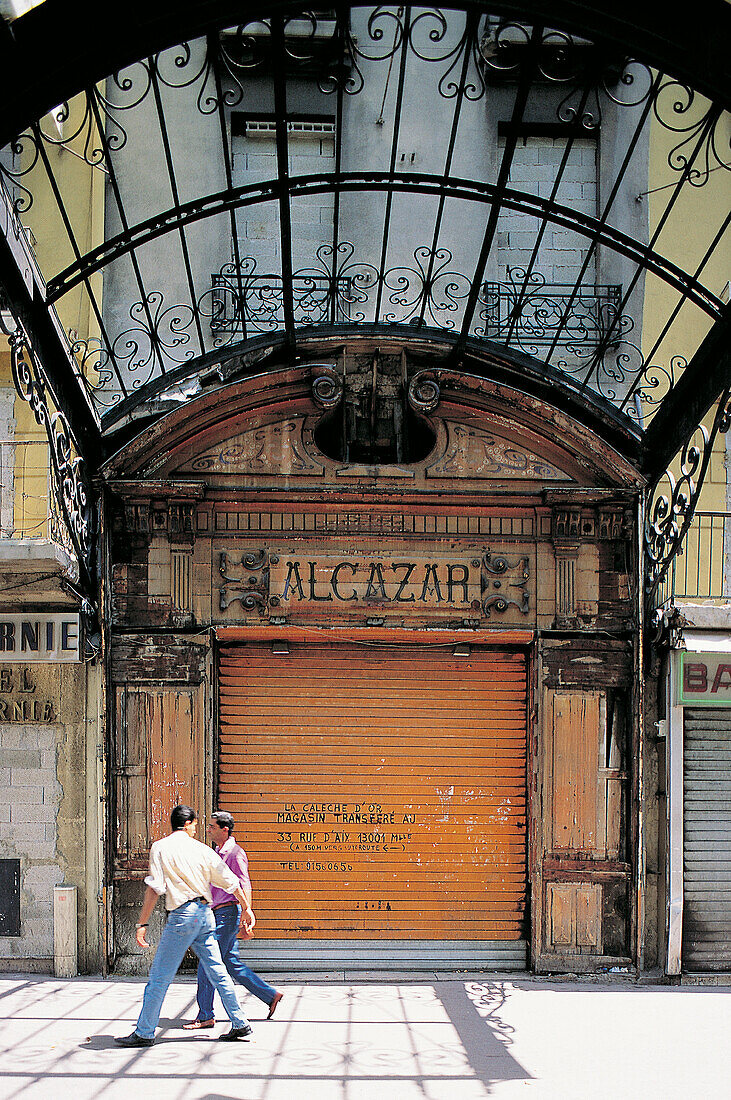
[683,707,731,972]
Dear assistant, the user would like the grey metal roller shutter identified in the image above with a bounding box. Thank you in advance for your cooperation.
[683,707,731,971]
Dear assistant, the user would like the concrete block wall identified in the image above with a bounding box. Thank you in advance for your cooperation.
[0,724,62,967]
[497,137,597,286]
[233,131,335,276]
[0,662,103,973]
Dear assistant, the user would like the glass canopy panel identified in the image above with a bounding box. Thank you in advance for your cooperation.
[0,4,726,436]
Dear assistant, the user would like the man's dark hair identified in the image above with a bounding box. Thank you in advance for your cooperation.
[212,810,235,835]
[170,804,197,830]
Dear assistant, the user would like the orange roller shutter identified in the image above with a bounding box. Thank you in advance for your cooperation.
[217,643,528,945]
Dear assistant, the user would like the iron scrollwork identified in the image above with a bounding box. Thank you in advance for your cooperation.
[644,387,731,608]
[219,549,270,613]
[481,551,530,616]
[0,308,94,596]
[0,7,727,432]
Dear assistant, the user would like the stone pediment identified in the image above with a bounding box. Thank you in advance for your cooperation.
[172,414,572,483]
[425,422,570,481]
[171,413,571,481]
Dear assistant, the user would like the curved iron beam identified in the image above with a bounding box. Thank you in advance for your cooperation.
[641,307,731,481]
[45,171,725,320]
[0,1,729,154]
[98,322,644,467]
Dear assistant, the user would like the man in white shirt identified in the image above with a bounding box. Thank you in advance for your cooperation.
[115,804,256,1047]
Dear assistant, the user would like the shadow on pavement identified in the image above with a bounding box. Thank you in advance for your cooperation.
[437,980,532,1090]
[82,1034,218,1050]
[82,1035,126,1050]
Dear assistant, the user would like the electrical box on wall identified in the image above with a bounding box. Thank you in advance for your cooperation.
[0,859,20,936]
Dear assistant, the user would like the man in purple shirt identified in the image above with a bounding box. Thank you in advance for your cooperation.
[183,811,283,1028]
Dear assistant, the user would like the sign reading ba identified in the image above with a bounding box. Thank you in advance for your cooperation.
[678,650,731,706]
[0,614,80,662]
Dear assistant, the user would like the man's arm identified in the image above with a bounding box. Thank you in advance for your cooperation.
[135,885,160,948]
[230,845,252,909]
[232,885,256,937]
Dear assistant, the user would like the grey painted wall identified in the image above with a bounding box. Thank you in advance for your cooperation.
[98,11,650,409]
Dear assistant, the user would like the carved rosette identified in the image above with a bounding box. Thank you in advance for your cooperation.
[481,551,530,616]
[219,550,270,613]
[312,364,344,410]
[407,370,440,414]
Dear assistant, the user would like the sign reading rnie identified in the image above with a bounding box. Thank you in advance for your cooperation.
[0,614,80,662]
[679,651,731,706]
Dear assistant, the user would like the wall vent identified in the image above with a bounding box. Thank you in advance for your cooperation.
[245,119,336,139]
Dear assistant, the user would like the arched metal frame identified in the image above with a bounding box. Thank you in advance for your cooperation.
[0,0,729,607]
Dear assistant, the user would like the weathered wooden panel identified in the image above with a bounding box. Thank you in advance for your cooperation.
[576,883,601,948]
[218,643,527,943]
[541,639,633,689]
[114,683,206,866]
[546,882,602,953]
[540,683,631,965]
[147,688,204,845]
[545,689,628,860]
[547,691,603,853]
[111,635,207,685]
[547,883,574,948]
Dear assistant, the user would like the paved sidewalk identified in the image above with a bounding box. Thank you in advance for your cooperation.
[0,973,729,1100]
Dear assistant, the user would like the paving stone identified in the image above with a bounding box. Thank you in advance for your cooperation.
[0,975,729,1099]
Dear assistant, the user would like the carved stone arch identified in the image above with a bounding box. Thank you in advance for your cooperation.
[101,334,645,489]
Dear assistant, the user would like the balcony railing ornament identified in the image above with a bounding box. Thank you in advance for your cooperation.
[480,271,623,357]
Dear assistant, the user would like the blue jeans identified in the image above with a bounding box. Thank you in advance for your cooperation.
[136,899,249,1039]
[196,903,277,1020]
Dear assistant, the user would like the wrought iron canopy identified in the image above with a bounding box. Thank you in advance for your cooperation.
[0,0,728,481]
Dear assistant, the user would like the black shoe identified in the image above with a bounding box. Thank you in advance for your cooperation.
[218,1025,253,1041]
[115,1031,154,1047]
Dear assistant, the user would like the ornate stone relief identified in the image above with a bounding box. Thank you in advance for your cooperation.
[311,364,344,410]
[177,419,324,476]
[407,370,441,413]
[427,422,570,481]
[550,502,633,627]
[481,552,531,616]
[216,545,532,621]
[219,550,269,613]
[174,414,570,484]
